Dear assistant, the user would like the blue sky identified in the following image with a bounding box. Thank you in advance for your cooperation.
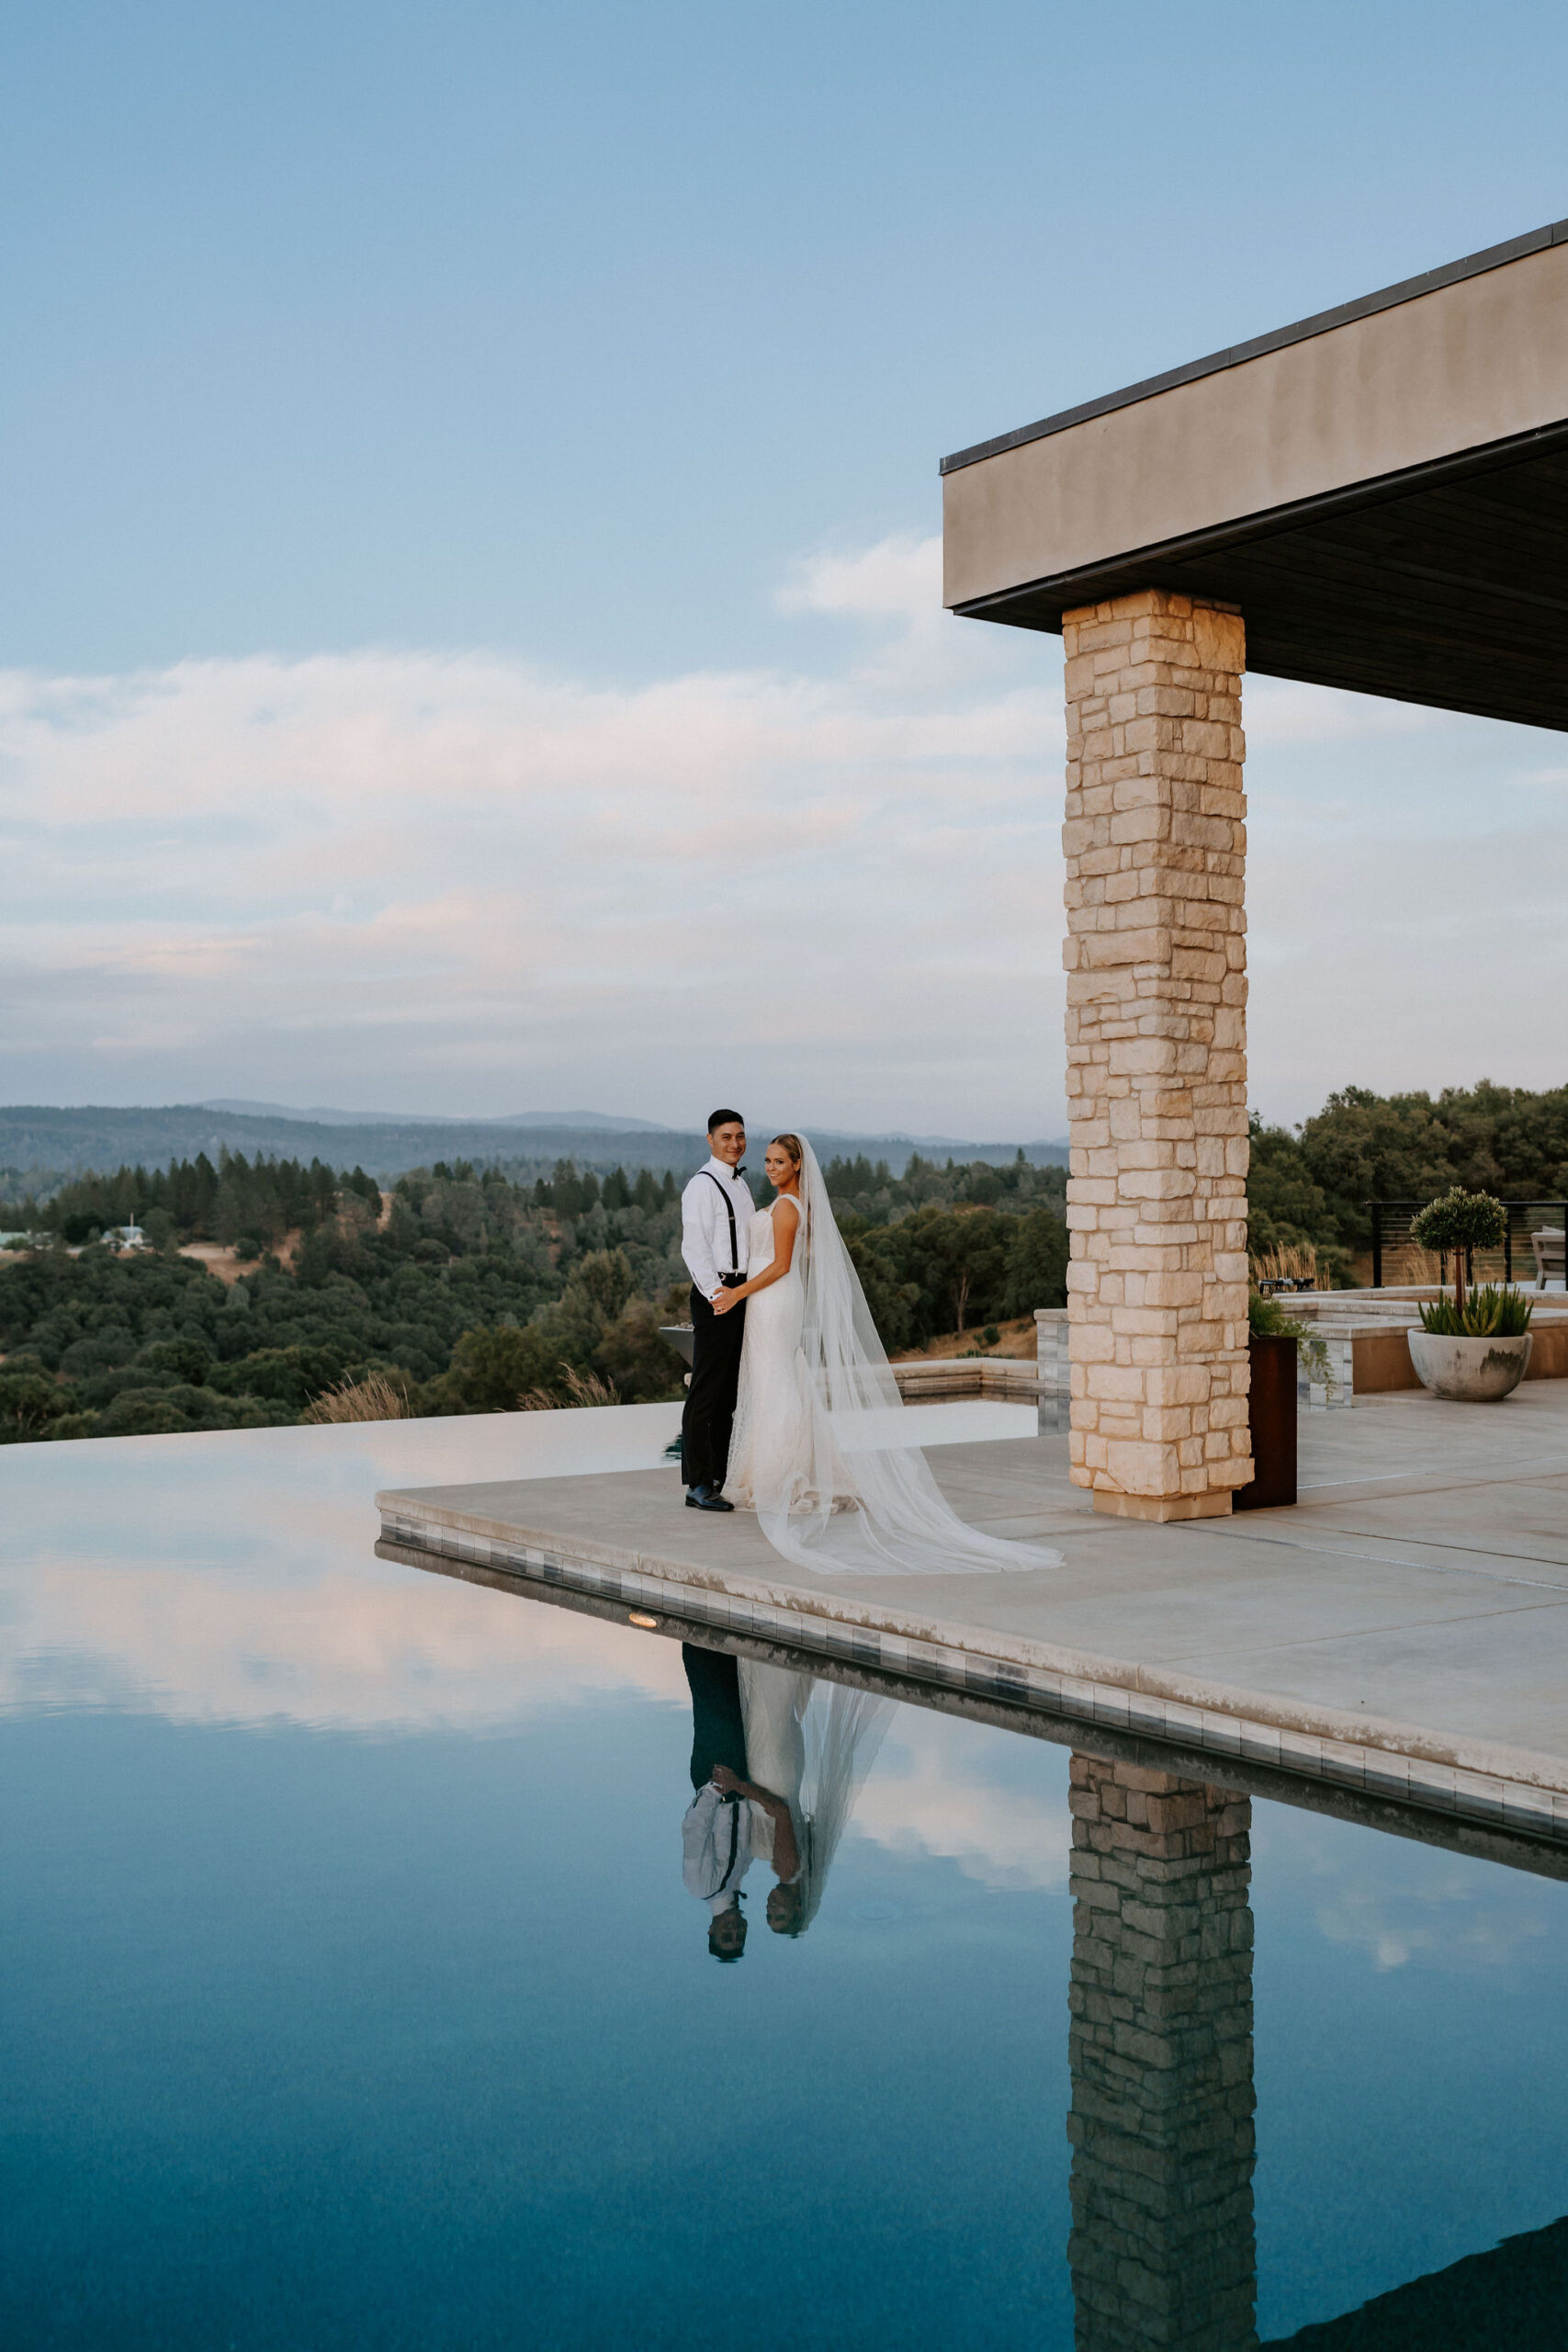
[3,2,1567,1134]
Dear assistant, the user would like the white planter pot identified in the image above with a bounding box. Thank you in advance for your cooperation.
[1406,1329,1532,1402]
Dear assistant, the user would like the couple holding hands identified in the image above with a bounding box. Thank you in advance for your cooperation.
[675,1106,1061,1578]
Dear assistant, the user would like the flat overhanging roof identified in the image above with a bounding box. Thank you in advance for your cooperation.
[942,220,1568,729]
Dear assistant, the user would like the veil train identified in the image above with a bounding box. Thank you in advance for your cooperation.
[754,1136,1064,1577]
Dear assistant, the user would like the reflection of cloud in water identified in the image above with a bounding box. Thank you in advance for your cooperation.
[3,1412,1069,1902]
[2,1412,695,1731]
[5,1557,692,1731]
[853,1714,1070,1891]
[1312,1873,1551,1974]
[1254,1814,1556,1976]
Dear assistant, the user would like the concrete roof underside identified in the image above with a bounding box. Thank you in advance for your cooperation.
[942,222,1568,731]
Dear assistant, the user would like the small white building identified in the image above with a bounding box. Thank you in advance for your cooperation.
[104,1224,149,1251]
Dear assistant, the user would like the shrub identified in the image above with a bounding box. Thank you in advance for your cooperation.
[0,1369,82,1441]
[59,1325,138,1376]
[94,1393,197,1437]
[94,1385,276,1437]
[136,1336,211,1385]
[209,1342,360,1408]
[1247,1288,1336,1394]
[43,1411,96,1442]
[593,1296,686,1403]
[445,1322,581,1412]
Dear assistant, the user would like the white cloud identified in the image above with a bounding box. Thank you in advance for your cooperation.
[1243,675,1441,748]
[2,530,1565,1135]
[0,539,1067,1135]
[5,1409,1075,1905]
[779,534,942,624]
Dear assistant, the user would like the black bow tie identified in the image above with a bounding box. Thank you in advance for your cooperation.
[735,1167,747,1179]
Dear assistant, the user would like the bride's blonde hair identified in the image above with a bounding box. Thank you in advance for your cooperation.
[769,1134,808,1240]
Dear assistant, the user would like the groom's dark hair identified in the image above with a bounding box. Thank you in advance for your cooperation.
[707,1108,744,1134]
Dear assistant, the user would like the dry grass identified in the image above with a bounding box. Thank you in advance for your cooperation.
[176,1242,256,1289]
[519,1366,621,1410]
[892,1315,1040,1363]
[1391,1243,1447,1285]
[1248,1243,1320,1289]
[303,1371,415,1424]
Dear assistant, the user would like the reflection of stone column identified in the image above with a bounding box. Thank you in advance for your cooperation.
[1067,1754,1257,2352]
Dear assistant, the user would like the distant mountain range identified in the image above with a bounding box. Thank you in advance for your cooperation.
[0,1102,1068,1192]
[201,1100,674,1132]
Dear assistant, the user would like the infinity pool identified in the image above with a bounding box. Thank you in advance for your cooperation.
[4,1414,1566,2347]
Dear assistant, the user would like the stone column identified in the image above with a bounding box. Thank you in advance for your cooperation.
[1062,592,1252,1520]
[1066,1754,1257,2352]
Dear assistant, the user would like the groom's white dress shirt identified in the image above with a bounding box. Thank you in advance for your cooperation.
[681,1156,755,1302]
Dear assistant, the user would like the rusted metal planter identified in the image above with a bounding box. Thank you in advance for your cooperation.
[1235,1332,1297,1510]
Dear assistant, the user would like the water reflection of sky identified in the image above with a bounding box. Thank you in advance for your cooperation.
[5,1415,1568,2348]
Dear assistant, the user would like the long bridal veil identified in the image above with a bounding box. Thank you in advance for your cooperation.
[739,1659,890,1935]
[755,1136,1064,1577]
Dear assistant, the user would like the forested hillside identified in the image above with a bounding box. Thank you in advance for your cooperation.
[1248,1080,1568,1274]
[0,1148,1068,1442]
[6,1077,1562,1442]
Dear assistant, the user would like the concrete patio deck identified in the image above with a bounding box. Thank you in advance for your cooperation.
[378,1382,1568,1843]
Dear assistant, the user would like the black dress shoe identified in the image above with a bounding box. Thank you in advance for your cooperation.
[685,1484,736,1512]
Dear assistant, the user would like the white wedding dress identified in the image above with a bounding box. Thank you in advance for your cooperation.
[724,1136,1063,1577]
[727,1193,854,1520]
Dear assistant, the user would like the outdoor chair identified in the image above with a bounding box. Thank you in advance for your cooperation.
[1530,1228,1566,1290]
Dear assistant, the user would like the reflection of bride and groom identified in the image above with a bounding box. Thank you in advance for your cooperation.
[682,1641,888,1961]
[678,1110,1062,1576]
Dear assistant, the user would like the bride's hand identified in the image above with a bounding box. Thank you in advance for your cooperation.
[711,1285,742,1313]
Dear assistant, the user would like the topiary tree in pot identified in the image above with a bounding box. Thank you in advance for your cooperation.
[1406,1187,1532,1398]
[1407,1187,1506,1317]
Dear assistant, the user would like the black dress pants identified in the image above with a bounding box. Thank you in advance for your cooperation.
[683,1643,749,1792]
[681,1279,746,1489]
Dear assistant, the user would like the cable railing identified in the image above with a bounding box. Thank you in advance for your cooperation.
[1367,1200,1568,1290]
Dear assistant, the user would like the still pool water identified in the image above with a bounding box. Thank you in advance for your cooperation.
[4,1414,1568,2348]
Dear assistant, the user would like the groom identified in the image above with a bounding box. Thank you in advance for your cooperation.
[680,1108,753,1511]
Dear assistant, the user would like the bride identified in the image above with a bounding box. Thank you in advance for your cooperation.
[713,1132,1062,1576]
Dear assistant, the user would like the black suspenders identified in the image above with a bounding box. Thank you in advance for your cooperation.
[703,1169,739,1274]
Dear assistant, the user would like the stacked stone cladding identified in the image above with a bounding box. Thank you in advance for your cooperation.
[1061,590,1252,1514]
[1066,1753,1257,2351]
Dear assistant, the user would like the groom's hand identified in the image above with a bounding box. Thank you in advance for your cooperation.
[711,1285,741,1313]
